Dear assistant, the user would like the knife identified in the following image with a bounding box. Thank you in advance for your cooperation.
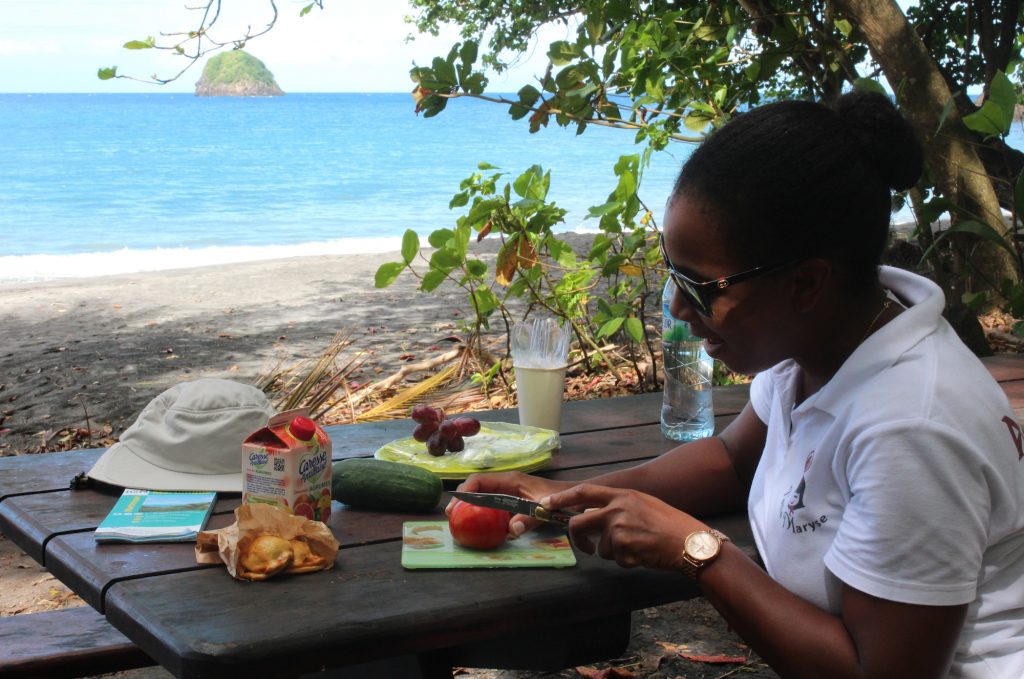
[450,491,580,526]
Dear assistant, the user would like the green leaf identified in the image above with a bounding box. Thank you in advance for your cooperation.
[374,262,405,288]
[430,248,463,273]
[421,269,447,292]
[596,316,625,339]
[834,18,853,37]
[684,111,712,132]
[401,229,419,264]
[920,219,1017,264]
[300,3,315,16]
[462,73,487,95]
[589,234,614,259]
[466,259,488,277]
[513,166,546,200]
[963,101,1006,137]
[962,290,988,311]
[431,56,457,87]
[588,201,621,217]
[624,316,644,343]
[472,287,500,315]
[988,70,1017,132]
[693,24,719,41]
[466,198,502,228]
[744,60,760,83]
[548,40,577,66]
[915,197,952,225]
[478,162,499,170]
[460,40,478,67]
[123,37,156,50]
[936,93,958,134]
[428,229,454,250]
[449,191,469,208]
[97,67,118,80]
[852,78,887,95]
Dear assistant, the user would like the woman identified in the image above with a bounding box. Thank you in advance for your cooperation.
[452,92,1024,677]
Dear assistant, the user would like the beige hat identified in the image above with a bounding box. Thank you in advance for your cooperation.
[87,379,277,492]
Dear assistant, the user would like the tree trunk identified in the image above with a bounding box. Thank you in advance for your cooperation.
[832,0,1019,298]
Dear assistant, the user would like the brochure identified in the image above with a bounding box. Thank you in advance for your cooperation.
[94,489,217,543]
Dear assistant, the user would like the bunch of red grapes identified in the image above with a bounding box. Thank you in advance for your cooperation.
[410,405,482,456]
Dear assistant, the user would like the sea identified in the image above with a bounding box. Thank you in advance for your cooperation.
[1,92,1022,284]
[0,92,687,283]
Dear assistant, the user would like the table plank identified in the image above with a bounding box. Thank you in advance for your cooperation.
[44,512,238,613]
[105,511,753,679]
[981,353,1024,382]
[1001,380,1024,410]
[0,490,241,565]
[0,449,103,501]
[0,386,748,504]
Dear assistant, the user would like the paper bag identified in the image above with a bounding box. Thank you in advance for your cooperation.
[196,504,339,581]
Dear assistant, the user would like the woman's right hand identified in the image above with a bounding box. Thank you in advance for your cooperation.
[445,472,574,537]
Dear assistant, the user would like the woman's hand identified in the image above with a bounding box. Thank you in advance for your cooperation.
[445,472,574,537]
[543,483,708,571]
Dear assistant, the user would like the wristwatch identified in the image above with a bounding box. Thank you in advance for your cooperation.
[679,528,730,581]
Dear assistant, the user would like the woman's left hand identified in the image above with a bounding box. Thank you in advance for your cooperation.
[542,483,707,571]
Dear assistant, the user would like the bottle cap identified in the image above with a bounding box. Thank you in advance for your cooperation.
[289,416,317,442]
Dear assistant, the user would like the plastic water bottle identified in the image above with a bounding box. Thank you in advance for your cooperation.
[661,279,715,441]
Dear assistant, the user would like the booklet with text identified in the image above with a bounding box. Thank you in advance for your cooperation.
[94,489,217,543]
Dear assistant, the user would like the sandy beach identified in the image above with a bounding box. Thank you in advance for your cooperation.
[0,241,511,456]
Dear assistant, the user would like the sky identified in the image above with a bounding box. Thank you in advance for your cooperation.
[0,0,566,93]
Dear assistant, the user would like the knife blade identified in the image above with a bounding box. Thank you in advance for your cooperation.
[450,491,580,526]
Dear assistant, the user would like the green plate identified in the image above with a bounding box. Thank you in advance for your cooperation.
[374,421,559,480]
[401,521,577,569]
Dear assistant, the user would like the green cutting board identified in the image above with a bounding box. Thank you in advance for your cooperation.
[401,521,577,569]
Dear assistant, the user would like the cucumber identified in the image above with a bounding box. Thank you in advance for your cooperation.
[331,458,442,513]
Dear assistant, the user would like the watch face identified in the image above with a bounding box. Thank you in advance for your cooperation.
[685,531,719,560]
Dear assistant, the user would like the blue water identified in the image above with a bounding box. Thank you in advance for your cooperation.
[0,93,687,281]
[2,93,1022,283]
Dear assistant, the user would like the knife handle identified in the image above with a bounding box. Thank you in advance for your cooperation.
[534,506,580,526]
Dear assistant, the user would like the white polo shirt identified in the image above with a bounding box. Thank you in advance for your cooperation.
[748,266,1024,678]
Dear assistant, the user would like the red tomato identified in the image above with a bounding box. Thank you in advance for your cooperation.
[449,500,510,550]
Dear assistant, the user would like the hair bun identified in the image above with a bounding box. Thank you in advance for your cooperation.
[837,90,923,191]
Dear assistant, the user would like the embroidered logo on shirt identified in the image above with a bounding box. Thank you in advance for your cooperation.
[1001,415,1024,461]
[778,450,828,534]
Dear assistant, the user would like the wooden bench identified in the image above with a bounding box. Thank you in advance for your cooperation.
[0,606,154,678]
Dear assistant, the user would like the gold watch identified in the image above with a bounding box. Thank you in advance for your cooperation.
[679,528,729,581]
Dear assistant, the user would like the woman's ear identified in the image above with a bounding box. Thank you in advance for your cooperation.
[788,258,833,314]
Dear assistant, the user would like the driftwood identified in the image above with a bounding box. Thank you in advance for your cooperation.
[347,347,464,409]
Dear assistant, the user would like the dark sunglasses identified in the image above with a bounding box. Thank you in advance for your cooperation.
[659,233,798,317]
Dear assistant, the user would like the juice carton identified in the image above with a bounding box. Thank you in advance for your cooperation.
[242,408,332,522]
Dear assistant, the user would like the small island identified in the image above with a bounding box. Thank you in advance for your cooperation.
[195,50,284,97]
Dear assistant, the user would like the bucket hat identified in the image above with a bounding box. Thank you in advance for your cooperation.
[87,379,277,492]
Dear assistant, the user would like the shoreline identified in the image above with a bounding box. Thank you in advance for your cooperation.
[0,214,938,287]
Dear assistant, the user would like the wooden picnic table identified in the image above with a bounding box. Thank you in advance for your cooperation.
[3,354,1024,678]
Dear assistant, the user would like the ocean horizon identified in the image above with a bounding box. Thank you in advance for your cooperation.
[1,92,1020,284]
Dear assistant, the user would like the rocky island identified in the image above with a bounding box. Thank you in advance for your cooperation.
[195,50,284,97]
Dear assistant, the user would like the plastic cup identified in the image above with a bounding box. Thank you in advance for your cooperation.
[514,364,568,432]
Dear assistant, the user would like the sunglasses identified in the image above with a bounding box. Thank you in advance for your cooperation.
[659,233,798,317]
